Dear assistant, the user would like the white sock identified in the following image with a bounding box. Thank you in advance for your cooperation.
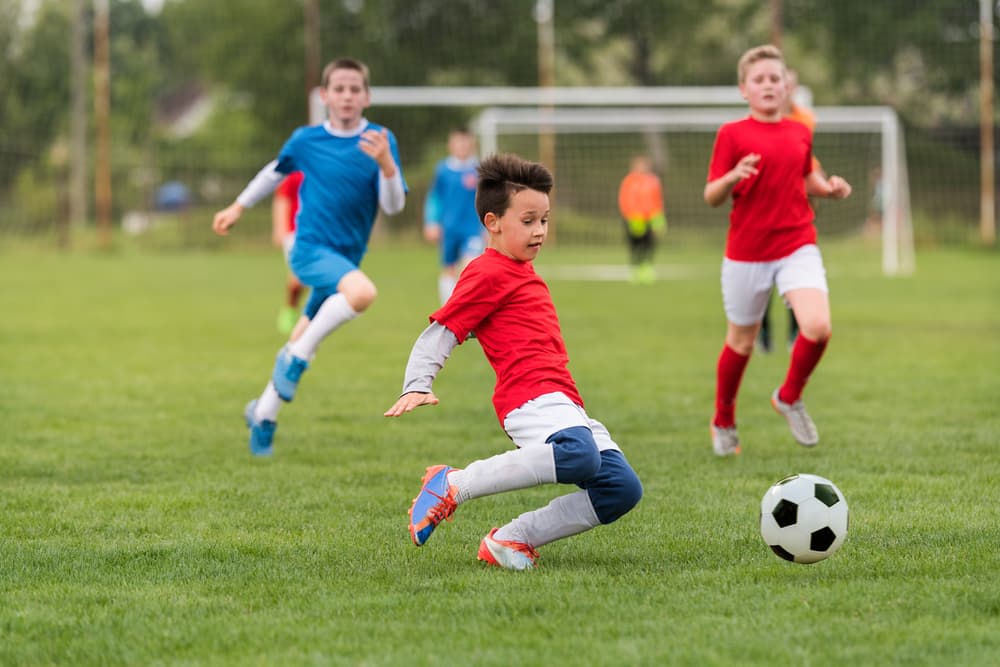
[288,293,358,360]
[254,382,282,422]
[438,275,456,305]
[494,490,600,548]
[447,446,556,504]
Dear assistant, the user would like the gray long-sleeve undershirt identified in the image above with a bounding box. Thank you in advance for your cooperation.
[401,321,459,395]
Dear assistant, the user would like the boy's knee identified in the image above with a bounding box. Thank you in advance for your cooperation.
[585,450,643,525]
[548,426,601,484]
[338,272,377,312]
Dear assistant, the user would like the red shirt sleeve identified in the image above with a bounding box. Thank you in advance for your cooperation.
[430,259,502,342]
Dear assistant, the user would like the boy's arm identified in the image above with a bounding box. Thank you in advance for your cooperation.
[379,170,406,215]
[384,322,458,417]
[212,160,285,235]
[805,171,852,199]
[704,153,761,207]
[359,128,406,215]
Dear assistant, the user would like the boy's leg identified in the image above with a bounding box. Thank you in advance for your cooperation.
[492,449,642,549]
[438,272,456,305]
[277,274,304,335]
[714,335,753,428]
[772,246,830,445]
[787,307,800,349]
[772,288,828,447]
[408,394,605,547]
[271,247,371,400]
[757,291,773,353]
[716,257,774,454]
[244,382,282,456]
[407,446,558,547]
[634,227,655,284]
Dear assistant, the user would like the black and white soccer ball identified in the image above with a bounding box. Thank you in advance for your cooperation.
[760,473,849,564]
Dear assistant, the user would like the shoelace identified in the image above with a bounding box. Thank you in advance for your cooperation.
[521,544,540,560]
[493,533,539,560]
[423,488,457,524]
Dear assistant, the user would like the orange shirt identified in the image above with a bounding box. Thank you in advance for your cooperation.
[618,171,664,220]
[786,103,816,133]
[786,104,820,174]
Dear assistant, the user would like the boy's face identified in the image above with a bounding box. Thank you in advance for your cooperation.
[739,58,786,118]
[485,188,550,262]
[321,68,370,128]
[448,132,476,160]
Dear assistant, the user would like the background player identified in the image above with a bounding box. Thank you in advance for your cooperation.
[617,154,667,284]
[704,45,851,456]
[422,128,484,304]
[212,57,407,456]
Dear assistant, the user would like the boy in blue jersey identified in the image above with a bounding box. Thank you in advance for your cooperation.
[212,57,407,456]
[422,129,484,304]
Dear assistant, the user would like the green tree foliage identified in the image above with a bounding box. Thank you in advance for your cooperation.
[0,0,72,191]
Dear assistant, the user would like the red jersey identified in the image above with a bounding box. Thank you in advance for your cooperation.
[276,171,304,233]
[707,117,815,261]
[431,248,583,423]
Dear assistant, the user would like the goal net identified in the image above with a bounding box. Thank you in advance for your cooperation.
[474,105,914,276]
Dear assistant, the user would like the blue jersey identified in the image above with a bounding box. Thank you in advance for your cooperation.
[428,157,481,240]
[276,120,405,264]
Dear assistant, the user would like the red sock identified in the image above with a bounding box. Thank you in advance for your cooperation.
[714,344,750,428]
[779,334,829,404]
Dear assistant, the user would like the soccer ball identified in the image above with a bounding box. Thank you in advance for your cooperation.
[760,473,849,564]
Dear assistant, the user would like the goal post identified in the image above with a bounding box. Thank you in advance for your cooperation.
[474,105,914,276]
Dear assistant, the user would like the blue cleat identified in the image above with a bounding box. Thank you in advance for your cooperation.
[244,399,276,457]
[408,465,459,546]
[271,345,309,402]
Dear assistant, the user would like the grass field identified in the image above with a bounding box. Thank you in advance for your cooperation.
[1,238,998,666]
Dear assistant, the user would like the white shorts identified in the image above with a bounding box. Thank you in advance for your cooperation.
[721,244,828,326]
[502,392,621,453]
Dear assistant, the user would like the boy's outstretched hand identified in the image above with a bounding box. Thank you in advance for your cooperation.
[384,391,440,417]
[827,175,852,199]
[212,202,244,235]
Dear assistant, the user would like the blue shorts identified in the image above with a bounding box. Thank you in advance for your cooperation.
[289,242,360,319]
[441,231,485,267]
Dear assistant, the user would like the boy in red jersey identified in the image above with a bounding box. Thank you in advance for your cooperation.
[704,45,852,456]
[385,153,642,570]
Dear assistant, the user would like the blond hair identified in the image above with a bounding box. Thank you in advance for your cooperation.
[321,57,370,89]
[737,44,785,84]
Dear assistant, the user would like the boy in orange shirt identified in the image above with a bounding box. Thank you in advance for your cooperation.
[617,155,666,284]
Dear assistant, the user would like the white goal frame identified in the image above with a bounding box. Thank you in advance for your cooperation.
[474,105,914,276]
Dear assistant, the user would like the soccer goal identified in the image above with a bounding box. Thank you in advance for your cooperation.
[473,105,914,276]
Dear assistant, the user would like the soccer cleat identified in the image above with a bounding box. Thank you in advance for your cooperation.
[477,528,539,570]
[271,345,309,402]
[771,388,819,447]
[710,422,741,457]
[244,399,276,457]
[276,306,298,336]
[408,465,459,546]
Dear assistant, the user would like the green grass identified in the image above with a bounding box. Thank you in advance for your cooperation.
[1,238,998,666]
